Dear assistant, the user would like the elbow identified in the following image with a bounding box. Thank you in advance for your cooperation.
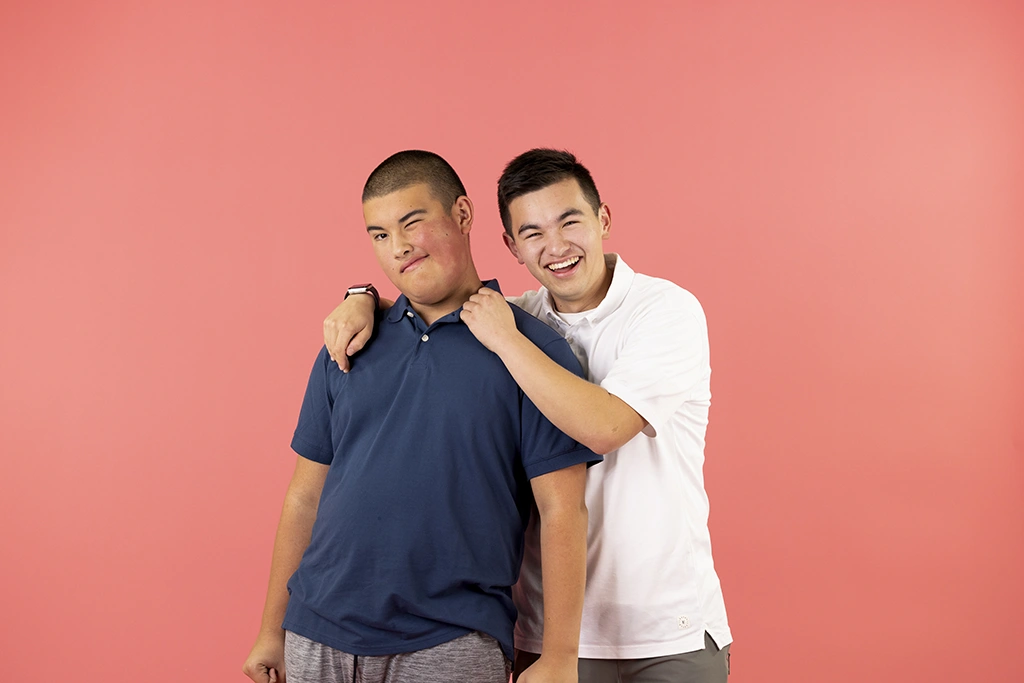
[537,496,589,525]
[579,411,645,454]
[582,438,612,456]
[581,431,630,456]
[283,488,321,519]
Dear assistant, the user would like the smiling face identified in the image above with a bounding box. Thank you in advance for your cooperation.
[363,183,480,322]
[504,178,613,313]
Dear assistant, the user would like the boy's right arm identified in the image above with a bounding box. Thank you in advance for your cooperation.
[242,456,330,683]
[323,293,392,372]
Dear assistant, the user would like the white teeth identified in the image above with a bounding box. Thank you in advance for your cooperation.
[547,256,580,271]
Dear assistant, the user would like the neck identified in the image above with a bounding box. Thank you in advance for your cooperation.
[409,267,483,326]
[552,263,614,313]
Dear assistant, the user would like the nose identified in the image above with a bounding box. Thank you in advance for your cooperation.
[545,230,572,257]
[391,232,412,259]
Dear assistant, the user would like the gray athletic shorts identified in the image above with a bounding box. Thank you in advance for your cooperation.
[514,632,730,683]
[284,630,511,683]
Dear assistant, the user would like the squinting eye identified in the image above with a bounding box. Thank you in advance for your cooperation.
[524,232,541,239]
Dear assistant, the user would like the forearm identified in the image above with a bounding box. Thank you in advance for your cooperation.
[537,500,588,661]
[494,333,644,454]
[256,494,318,638]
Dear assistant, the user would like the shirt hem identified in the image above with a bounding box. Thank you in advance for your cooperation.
[523,443,602,480]
[515,629,732,660]
[290,433,333,464]
[282,619,472,658]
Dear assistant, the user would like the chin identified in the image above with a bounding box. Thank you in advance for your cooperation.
[404,286,448,305]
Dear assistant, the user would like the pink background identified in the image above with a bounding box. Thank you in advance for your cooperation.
[2,1,1022,681]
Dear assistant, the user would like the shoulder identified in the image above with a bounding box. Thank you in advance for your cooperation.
[508,303,581,372]
[312,344,352,393]
[509,302,564,347]
[312,344,338,374]
[508,288,546,317]
[624,272,706,324]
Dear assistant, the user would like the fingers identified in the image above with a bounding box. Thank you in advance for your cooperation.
[460,300,477,323]
[324,295,379,373]
[324,319,358,373]
[472,286,499,301]
[327,335,351,373]
[346,324,373,358]
[323,318,347,365]
[241,662,271,683]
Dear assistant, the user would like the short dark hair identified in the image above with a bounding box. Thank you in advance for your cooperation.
[497,148,602,235]
[363,150,467,211]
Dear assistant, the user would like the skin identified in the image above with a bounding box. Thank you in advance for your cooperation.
[363,183,482,326]
[499,177,614,314]
[250,183,588,683]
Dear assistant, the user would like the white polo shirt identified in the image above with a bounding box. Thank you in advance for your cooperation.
[511,254,732,660]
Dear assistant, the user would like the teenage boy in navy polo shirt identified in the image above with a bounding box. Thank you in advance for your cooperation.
[243,151,599,683]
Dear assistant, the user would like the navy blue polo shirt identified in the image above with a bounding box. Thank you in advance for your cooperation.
[282,280,599,661]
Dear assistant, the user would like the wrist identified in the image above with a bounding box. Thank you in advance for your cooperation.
[492,328,530,359]
[536,651,578,671]
[345,283,379,309]
[257,624,285,641]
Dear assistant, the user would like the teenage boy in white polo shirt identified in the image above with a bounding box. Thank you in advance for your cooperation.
[324,149,732,683]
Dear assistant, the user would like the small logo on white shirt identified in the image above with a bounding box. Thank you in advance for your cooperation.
[677,616,690,630]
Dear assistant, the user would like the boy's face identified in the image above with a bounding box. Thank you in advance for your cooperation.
[504,178,612,312]
[363,183,474,309]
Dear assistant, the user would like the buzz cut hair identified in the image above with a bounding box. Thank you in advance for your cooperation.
[497,148,602,236]
[362,150,467,211]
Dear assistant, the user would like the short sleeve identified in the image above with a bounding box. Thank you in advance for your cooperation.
[520,337,602,479]
[600,289,710,438]
[290,346,336,464]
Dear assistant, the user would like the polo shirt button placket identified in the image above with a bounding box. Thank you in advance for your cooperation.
[421,334,429,342]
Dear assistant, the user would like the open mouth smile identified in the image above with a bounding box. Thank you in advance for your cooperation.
[546,256,580,272]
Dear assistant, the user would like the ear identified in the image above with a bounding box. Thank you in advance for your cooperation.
[598,203,611,240]
[502,231,524,264]
[452,195,474,234]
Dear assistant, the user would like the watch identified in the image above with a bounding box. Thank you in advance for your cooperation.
[345,283,380,309]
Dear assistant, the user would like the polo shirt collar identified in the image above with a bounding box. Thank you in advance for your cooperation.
[537,254,635,328]
[385,279,503,324]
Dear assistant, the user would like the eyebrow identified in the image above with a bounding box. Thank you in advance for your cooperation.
[366,208,427,232]
[517,208,584,235]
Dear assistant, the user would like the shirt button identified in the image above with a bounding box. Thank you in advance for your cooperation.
[421,334,429,342]
[406,311,414,318]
